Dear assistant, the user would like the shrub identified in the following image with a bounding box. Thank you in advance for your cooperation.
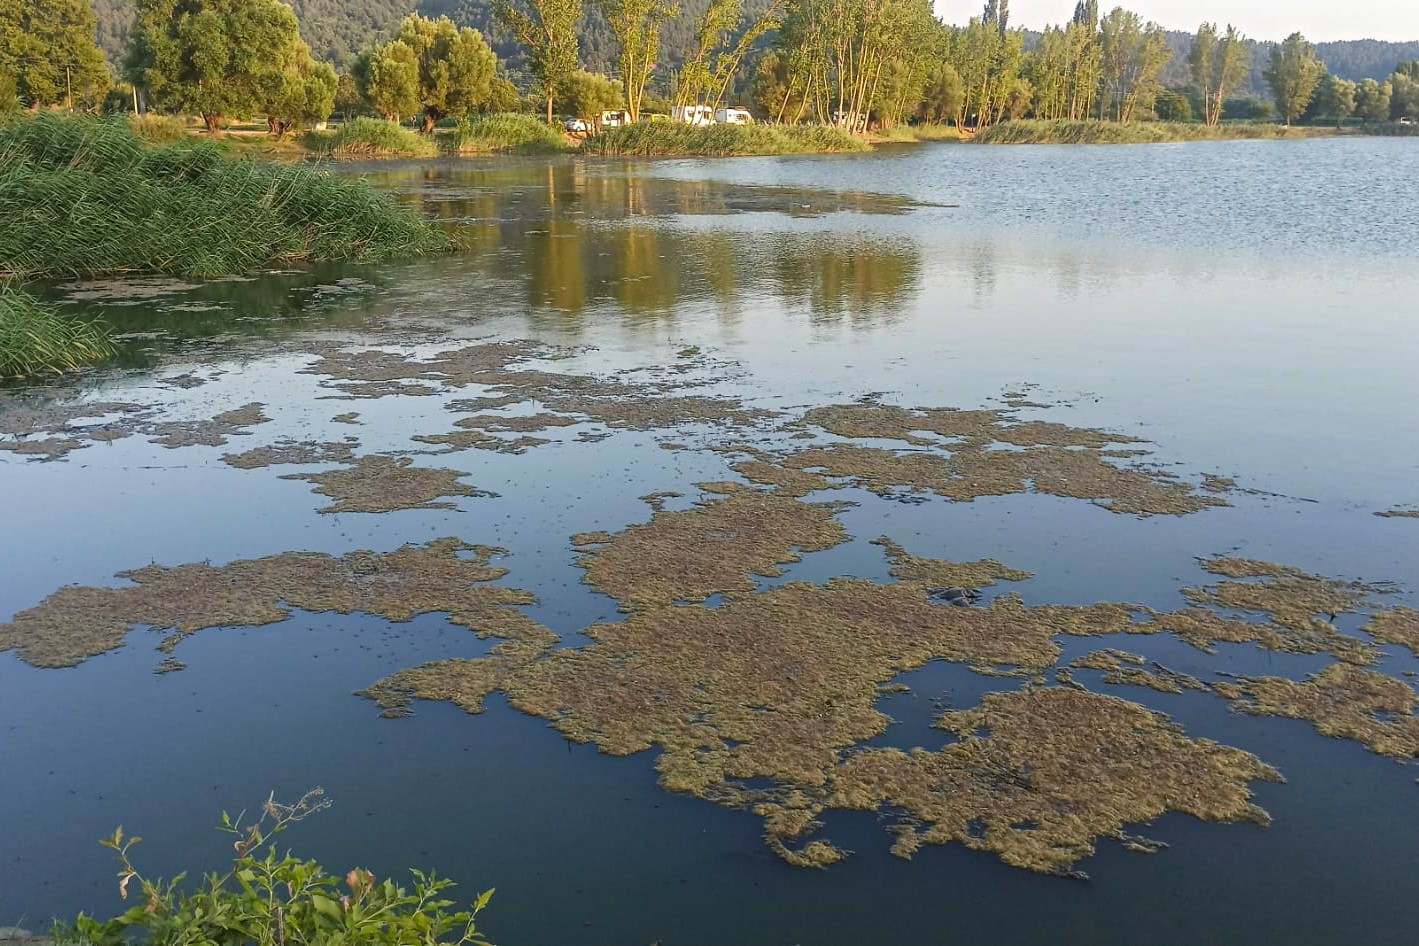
[448,113,569,154]
[127,114,192,144]
[305,117,438,158]
[53,790,495,946]
[581,122,870,156]
[0,287,115,379]
[0,113,450,280]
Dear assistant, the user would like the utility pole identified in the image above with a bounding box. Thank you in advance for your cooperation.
[65,65,73,110]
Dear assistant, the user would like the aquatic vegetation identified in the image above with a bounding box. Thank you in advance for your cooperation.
[146,403,270,449]
[0,288,116,379]
[730,459,840,497]
[221,439,360,469]
[1363,608,1419,657]
[0,539,551,669]
[1375,508,1419,519]
[581,123,870,157]
[974,119,1327,145]
[571,483,851,609]
[449,114,570,155]
[284,455,492,513]
[0,399,149,459]
[0,113,450,281]
[1222,663,1419,759]
[873,537,1032,589]
[451,413,580,434]
[1068,649,1209,694]
[826,688,1279,877]
[303,117,438,158]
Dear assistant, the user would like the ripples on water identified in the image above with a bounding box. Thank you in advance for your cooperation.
[2,139,1418,946]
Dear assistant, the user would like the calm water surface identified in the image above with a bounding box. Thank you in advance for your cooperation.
[3,138,1419,945]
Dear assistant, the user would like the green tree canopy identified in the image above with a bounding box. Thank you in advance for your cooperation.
[1389,63,1419,120]
[917,62,964,125]
[1189,22,1249,126]
[0,0,111,109]
[1353,77,1391,122]
[1098,7,1170,123]
[594,0,677,122]
[1264,32,1324,125]
[1310,72,1356,123]
[494,0,582,123]
[126,0,329,133]
[561,69,623,120]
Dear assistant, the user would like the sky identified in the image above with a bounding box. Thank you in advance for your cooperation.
[933,0,1419,42]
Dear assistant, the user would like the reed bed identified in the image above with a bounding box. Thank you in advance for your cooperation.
[974,119,1329,145]
[582,122,870,156]
[0,288,115,379]
[304,117,438,158]
[449,113,570,154]
[0,113,450,280]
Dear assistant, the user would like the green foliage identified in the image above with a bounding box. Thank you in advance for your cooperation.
[1310,73,1357,123]
[1153,88,1192,122]
[561,69,624,119]
[1265,32,1325,125]
[0,287,115,379]
[1390,64,1419,120]
[581,120,868,155]
[1098,8,1171,122]
[594,0,678,122]
[124,0,333,133]
[1189,22,1249,126]
[306,116,439,156]
[1354,78,1392,122]
[361,15,503,132]
[128,113,194,143]
[0,0,112,109]
[0,113,449,280]
[973,118,1323,144]
[495,0,583,122]
[449,112,569,152]
[916,63,964,126]
[53,791,495,946]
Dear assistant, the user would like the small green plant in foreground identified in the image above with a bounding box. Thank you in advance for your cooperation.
[0,288,115,379]
[54,789,495,946]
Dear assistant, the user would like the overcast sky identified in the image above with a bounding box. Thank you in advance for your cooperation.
[934,0,1419,42]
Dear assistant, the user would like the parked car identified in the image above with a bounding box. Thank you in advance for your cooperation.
[565,117,592,134]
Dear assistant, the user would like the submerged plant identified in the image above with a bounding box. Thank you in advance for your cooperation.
[55,789,495,946]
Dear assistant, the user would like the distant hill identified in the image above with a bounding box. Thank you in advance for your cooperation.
[90,0,1418,86]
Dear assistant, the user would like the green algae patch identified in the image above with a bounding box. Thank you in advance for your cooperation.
[0,539,552,669]
[827,688,1279,877]
[147,403,271,449]
[1224,663,1419,759]
[571,483,851,609]
[283,455,492,513]
[1068,649,1209,695]
[222,439,359,470]
[873,537,1032,589]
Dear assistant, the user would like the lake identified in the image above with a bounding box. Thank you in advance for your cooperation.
[3,137,1419,945]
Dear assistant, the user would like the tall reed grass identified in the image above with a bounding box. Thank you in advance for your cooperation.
[0,113,450,280]
[582,122,870,156]
[449,114,570,154]
[974,119,1330,145]
[303,117,438,158]
[0,288,115,379]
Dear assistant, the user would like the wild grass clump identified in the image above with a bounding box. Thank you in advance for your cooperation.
[304,117,438,158]
[876,124,963,142]
[974,119,1329,145]
[450,113,570,154]
[127,113,192,144]
[582,122,870,156]
[0,112,450,280]
[0,287,115,378]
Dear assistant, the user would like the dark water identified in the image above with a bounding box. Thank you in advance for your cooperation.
[4,140,1419,945]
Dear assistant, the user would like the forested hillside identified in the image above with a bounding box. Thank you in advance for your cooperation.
[88,0,1418,84]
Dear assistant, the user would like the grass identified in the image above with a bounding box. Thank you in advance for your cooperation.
[0,112,451,281]
[303,117,438,158]
[581,122,870,156]
[0,287,115,379]
[874,124,964,143]
[448,113,571,154]
[974,119,1335,144]
[127,114,194,144]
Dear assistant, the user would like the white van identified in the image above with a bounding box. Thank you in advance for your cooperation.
[671,105,716,126]
[600,110,632,128]
[714,108,753,125]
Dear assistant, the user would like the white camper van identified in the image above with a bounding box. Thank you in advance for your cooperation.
[714,107,753,125]
[671,105,716,126]
[600,110,632,128]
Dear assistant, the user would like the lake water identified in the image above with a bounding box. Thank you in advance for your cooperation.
[3,137,1419,945]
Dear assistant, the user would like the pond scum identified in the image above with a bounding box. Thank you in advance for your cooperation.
[3,343,1419,878]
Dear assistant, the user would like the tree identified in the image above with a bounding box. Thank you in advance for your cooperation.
[356,43,417,121]
[594,0,678,122]
[396,15,501,131]
[1389,63,1419,120]
[1154,88,1191,122]
[1353,78,1391,123]
[675,0,782,114]
[1264,32,1324,125]
[1190,22,1249,126]
[126,0,321,133]
[917,62,963,124]
[260,47,336,135]
[0,0,112,109]
[494,0,582,124]
[1098,7,1170,123]
[1311,72,1356,123]
[561,69,623,120]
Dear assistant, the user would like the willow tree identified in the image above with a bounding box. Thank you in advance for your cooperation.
[1190,22,1250,126]
[1097,7,1169,123]
[495,0,581,123]
[1264,32,1324,125]
[126,0,327,133]
[0,0,111,108]
[361,15,500,132]
[595,0,677,121]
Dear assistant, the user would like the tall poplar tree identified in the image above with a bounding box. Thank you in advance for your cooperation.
[1264,32,1324,125]
[494,0,582,124]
